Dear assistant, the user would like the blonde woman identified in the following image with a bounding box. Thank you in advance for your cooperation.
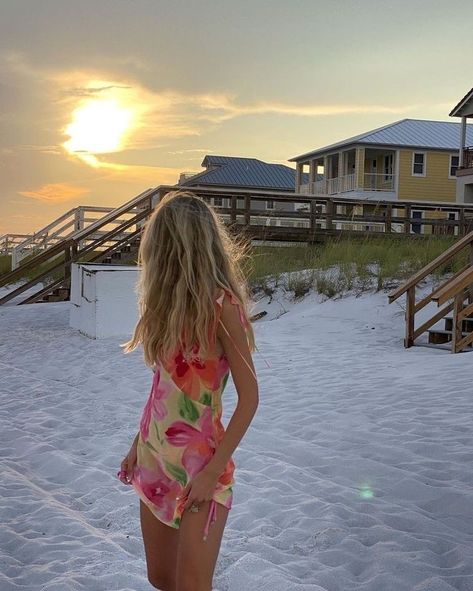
[119,191,259,591]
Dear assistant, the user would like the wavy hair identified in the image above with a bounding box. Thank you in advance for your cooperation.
[121,190,255,368]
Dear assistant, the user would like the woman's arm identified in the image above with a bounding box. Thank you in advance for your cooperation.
[203,296,259,476]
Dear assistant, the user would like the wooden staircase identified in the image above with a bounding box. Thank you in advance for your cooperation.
[389,231,473,353]
[0,188,160,306]
[38,236,143,303]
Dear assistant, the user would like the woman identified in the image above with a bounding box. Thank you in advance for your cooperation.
[119,190,259,591]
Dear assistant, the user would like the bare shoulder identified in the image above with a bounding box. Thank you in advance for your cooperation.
[219,291,245,328]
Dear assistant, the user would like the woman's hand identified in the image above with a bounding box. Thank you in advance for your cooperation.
[118,438,138,485]
[178,468,220,510]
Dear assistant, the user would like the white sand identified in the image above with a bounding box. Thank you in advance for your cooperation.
[1,286,473,590]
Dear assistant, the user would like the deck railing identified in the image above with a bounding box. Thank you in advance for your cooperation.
[9,205,145,270]
[0,234,31,255]
[0,188,158,306]
[363,173,394,191]
[463,146,473,170]
[310,173,393,195]
[3,184,473,306]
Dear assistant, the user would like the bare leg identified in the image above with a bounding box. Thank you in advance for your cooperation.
[176,501,229,591]
[140,501,180,591]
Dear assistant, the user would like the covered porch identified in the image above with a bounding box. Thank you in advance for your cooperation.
[450,87,473,204]
[296,147,397,199]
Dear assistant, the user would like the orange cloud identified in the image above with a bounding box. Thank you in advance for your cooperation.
[18,182,89,203]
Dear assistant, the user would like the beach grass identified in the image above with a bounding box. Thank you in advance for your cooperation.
[246,236,466,297]
[2,236,467,300]
[0,255,11,276]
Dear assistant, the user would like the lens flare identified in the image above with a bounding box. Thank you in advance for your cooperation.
[359,484,375,499]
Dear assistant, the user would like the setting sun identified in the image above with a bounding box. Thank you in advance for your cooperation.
[63,98,134,155]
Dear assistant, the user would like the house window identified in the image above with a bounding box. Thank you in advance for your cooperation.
[384,154,393,180]
[450,155,459,178]
[412,152,426,176]
[266,200,275,210]
[212,197,223,208]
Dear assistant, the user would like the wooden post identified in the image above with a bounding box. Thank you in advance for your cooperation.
[309,199,317,241]
[459,116,467,168]
[385,204,392,234]
[322,156,328,194]
[354,147,365,190]
[309,160,316,191]
[244,195,251,227]
[469,242,473,305]
[405,286,415,348]
[452,293,464,353]
[295,163,303,191]
[404,204,411,235]
[459,208,465,237]
[230,195,237,225]
[74,207,83,231]
[64,244,72,280]
[326,199,334,231]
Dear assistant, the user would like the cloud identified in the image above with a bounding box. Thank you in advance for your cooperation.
[15,144,63,154]
[61,84,132,98]
[167,148,213,155]
[0,54,456,182]
[18,182,89,203]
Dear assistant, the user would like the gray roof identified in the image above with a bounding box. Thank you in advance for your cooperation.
[181,155,307,191]
[291,118,473,162]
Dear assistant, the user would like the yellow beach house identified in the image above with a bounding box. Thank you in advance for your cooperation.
[290,118,473,203]
[450,88,473,203]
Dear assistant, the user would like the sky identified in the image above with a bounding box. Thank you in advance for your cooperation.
[1,0,472,234]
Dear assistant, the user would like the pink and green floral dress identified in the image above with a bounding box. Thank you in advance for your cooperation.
[131,288,250,539]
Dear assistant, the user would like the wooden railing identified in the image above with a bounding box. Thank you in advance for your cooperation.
[388,231,473,352]
[9,205,144,270]
[4,184,473,307]
[0,234,31,255]
[463,146,473,170]
[0,188,158,306]
[159,185,473,239]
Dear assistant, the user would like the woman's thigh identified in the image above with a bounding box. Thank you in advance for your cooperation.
[140,501,180,590]
[176,501,229,591]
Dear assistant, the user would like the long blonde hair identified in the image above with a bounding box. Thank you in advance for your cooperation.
[121,190,255,367]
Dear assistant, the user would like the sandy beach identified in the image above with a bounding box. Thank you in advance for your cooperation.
[1,286,473,591]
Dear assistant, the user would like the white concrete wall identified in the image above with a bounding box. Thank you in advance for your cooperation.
[70,263,140,339]
[456,174,473,203]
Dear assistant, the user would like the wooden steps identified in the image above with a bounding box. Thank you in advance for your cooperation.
[38,238,141,302]
[388,229,473,353]
[428,314,473,349]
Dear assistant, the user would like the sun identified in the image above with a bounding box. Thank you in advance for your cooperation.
[64,98,134,155]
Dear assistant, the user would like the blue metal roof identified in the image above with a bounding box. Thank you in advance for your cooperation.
[181,155,306,191]
[291,119,473,162]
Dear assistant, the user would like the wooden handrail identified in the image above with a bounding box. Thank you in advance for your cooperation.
[0,238,73,288]
[414,264,471,314]
[0,242,74,305]
[1,188,156,288]
[388,230,473,303]
[72,187,156,241]
[431,266,473,306]
[4,182,473,308]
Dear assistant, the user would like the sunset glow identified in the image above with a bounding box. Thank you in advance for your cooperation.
[63,99,134,156]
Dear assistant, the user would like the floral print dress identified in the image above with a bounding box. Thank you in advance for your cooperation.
[131,288,250,540]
